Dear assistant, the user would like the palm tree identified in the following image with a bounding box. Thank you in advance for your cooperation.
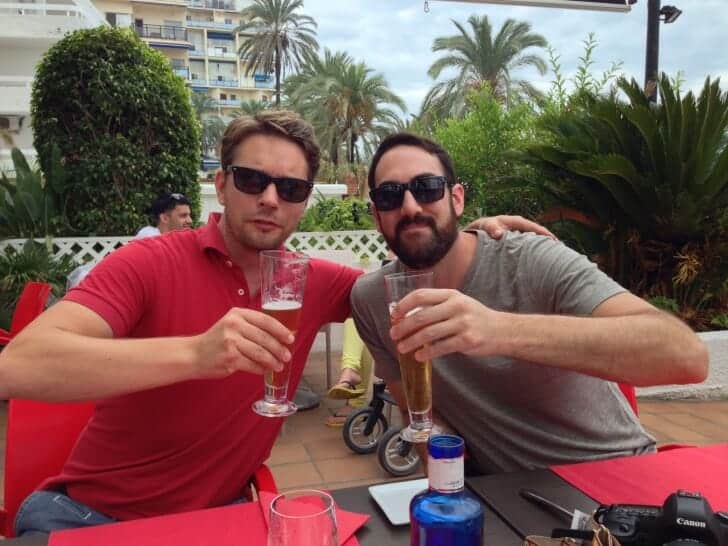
[286,49,406,164]
[232,99,269,117]
[236,0,318,107]
[423,15,548,119]
[190,92,224,156]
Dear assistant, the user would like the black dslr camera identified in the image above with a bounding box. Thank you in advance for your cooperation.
[595,490,728,546]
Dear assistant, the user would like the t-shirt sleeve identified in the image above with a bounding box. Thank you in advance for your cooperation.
[520,235,626,316]
[63,242,154,337]
[350,274,401,383]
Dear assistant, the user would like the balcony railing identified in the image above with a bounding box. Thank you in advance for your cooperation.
[135,24,188,41]
[216,99,241,106]
[209,78,238,87]
[0,1,106,27]
[190,78,209,87]
[186,19,234,30]
[189,48,205,57]
[188,0,236,10]
[207,47,236,59]
[173,67,190,79]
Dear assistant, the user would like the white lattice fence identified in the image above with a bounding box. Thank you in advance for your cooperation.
[0,231,388,265]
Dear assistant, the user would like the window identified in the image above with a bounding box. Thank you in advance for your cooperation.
[224,18,232,24]
[220,93,227,100]
[261,95,268,103]
[230,94,236,100]
[106,12,131,27]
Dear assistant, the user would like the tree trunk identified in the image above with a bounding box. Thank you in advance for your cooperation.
[349,133,356,163]
[274,44,281,107]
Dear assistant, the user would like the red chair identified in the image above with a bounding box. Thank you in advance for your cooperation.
[0,399,277,537]
[618,383,639,416]
[0,281,52,347]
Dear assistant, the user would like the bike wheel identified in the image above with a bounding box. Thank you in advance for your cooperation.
[377,427,421,477]
[343,407,389,454]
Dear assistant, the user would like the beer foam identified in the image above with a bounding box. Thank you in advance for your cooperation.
[262,301,302,311]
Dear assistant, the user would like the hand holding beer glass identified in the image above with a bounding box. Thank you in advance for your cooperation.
[252,250,309,418]
[384,270,437,443]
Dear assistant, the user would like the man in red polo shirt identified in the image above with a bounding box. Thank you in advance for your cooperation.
[0,110,550,535]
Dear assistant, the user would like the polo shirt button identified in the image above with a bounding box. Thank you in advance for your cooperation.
[238,288,245,296]
[226,260,233,268]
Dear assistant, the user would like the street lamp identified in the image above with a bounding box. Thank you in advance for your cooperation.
[645,0,682,102]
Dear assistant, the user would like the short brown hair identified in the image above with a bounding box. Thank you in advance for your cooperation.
[219,110,320,180]
[368,132,457,190]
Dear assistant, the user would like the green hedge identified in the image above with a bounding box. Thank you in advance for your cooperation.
[31,27,201,235]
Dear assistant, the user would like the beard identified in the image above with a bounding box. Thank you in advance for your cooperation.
[385,203,459,269]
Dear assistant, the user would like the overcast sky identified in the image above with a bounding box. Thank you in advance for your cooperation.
[300,0,727,115]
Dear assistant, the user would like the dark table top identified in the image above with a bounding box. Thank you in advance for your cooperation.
[466,468,600,540]
[4,482,522,545]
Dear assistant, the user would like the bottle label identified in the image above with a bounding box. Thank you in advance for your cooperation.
[428,455,464,491]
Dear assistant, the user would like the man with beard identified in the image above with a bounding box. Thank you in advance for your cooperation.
[0,112,548,535]
[350,132,708,474]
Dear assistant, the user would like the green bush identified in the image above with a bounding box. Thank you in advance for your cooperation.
[0,241,77,329]
[434,88,546,224]
[298,195,374,231]
[31,27,201,235]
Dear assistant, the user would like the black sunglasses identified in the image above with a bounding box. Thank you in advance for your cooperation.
[369,175,449,212]
[226,166,313,204]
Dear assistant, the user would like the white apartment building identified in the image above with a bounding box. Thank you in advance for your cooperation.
[0,0,107,171]
[0,0,273,172]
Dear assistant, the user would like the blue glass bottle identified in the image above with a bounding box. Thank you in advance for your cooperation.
[410,435,484,546]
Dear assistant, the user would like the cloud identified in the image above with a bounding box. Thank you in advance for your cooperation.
[302,0,727,114]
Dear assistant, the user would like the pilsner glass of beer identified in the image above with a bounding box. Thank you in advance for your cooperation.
[252,250,309,418]
[383,270,436,443]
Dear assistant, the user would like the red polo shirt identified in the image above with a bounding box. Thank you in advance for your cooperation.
[44,215,361,520]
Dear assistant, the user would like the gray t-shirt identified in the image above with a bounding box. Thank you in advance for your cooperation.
[351,231,656,474]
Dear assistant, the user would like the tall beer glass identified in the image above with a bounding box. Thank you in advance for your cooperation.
[383,270,435,443]
[252,250,309,418]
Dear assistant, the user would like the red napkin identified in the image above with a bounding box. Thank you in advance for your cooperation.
[48,493,369,546]
[551,443,728,509]
[259,491,370,546]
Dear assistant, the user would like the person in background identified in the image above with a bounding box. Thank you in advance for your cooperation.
[135,192,193,239]
[324,318,373,426]
[67,192,195,290]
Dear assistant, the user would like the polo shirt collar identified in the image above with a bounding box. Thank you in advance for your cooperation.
[197,212,230,257]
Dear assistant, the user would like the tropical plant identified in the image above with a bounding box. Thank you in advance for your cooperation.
[0,146,70,238]
[422,15,548,120]
[31,27,200,236]
[297,195,374,231]
[523,74,728,330]
[286,49,406,165]
[0,240,77,329]
[190,92,225,157]
[544,33,623,112]
[232,99,270,117]
[434,87,544,223]
[236,0,319,107]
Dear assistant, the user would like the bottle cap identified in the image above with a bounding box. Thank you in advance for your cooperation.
[428,434,464,459]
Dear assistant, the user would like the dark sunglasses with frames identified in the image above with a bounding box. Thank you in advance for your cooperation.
[369,175,450,212]
[226,166,314,204]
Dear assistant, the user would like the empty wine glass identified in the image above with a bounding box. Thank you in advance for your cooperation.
[268,489,339,546]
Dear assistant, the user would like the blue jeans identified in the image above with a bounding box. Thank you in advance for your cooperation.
[15,490,116,536]
[14,490,250,536]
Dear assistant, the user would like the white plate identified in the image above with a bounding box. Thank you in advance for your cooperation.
[368,478,428,525]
